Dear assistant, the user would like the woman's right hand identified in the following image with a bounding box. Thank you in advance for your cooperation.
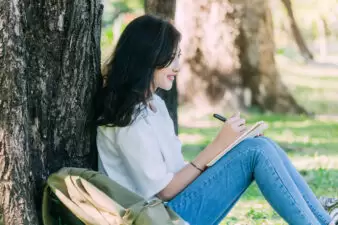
[213,112,247,152]
[192,112,247,170]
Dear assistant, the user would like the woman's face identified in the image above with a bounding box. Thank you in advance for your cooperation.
[152,48,181,91]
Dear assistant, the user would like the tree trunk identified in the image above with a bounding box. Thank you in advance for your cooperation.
[144,0,176,19]
[175,0,307,114]
[0,1,103,224]
[318,16,328,59]
[144,0,179,134]
[281,0,314,61]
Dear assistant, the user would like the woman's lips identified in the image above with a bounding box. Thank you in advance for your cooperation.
[167,74,176,81]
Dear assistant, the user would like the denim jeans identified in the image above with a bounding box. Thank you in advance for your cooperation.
[167,137,332,225]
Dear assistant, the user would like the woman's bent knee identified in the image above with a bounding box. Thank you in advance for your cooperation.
[217,137,278,167]
[238,137,272,154]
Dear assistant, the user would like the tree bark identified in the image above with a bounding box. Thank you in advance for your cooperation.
[0,1,103,224]
[144,0,179,134]
[281,0,314,61]
[318,16,328,59]
[175,0,306,114]
[144,0,176,19]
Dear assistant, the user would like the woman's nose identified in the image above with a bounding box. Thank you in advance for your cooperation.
[172,67,180,73]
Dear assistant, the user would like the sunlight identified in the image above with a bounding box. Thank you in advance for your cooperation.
[292,155,338,170]
[178,133,205,144]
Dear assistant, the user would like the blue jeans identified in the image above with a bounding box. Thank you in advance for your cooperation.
[167,137,331,225]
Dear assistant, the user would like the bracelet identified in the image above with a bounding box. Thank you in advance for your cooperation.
[190,162,204,173]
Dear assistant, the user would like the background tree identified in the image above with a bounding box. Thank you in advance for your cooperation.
[175,0,306,114]
[280,0,314,61]
[144,0,179,134]
[0,1,103,224]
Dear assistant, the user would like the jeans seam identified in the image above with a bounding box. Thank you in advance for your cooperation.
[306,198,330,224]
[259,148,316,225]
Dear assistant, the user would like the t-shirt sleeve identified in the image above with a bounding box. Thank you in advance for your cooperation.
[116,118,174,199]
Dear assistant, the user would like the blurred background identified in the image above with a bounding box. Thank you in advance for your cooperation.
[101,0,338,224]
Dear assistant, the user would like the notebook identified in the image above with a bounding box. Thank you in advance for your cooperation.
[206,121,269,167]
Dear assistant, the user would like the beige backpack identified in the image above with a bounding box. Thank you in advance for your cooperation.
[42,167,186,225]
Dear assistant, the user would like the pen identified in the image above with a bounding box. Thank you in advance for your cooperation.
[213,113,227,122]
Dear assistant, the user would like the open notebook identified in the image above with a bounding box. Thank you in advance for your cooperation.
[206,121,269,167]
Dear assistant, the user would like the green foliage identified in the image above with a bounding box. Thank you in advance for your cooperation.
[246,209,269,220]
[123,0,144,9]
[101,28,114,47]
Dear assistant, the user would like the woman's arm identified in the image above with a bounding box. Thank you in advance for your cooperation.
[157,141,223,200]
[157,113,246,201]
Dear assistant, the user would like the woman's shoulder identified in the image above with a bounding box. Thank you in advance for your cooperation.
[98,118,148,144]
[97,94,163,131]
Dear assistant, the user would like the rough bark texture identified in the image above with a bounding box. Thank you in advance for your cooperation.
[318,16,328,58]
[0,1,103,224]
[175,0,306,114]
[144,0,176,19]
[144,0,179,134]
[281,0,314,61]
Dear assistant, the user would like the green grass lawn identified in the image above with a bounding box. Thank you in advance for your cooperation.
[179,57,338,224]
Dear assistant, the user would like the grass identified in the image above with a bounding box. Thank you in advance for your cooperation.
[179,56,338,224]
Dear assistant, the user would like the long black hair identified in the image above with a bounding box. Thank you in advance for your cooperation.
[95,15,181,127]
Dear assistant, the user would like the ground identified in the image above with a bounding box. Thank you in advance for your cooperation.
[178,56,338,225]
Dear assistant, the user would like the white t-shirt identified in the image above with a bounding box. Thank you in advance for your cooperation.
[97,94,186,199]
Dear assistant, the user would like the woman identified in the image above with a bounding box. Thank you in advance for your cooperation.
[95,15,337,225]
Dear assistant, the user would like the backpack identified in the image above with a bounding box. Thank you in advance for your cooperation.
[42,167,186,225]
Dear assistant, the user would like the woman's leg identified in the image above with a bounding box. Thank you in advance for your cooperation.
[258,136,332,224]
[167,138,323,225]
